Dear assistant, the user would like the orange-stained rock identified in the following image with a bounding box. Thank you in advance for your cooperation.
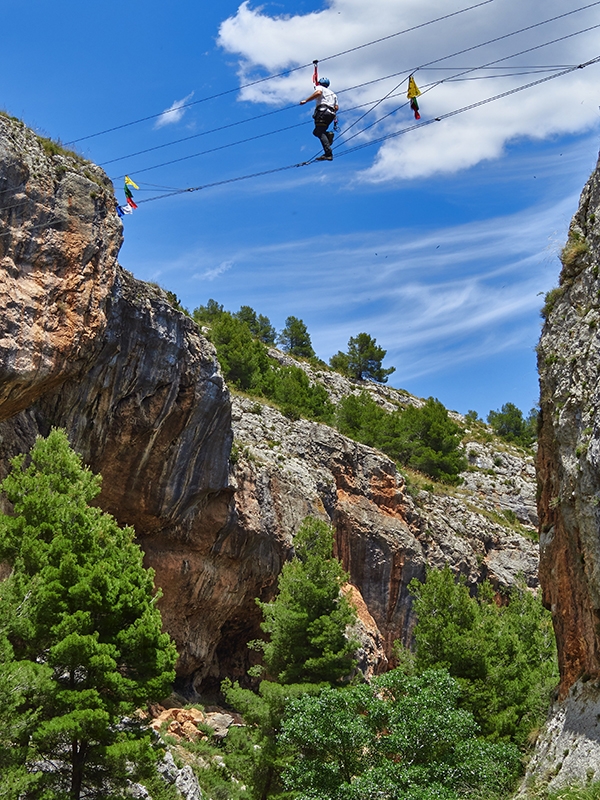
[537,150,600,698]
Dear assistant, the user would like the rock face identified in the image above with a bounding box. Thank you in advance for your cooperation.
[0,116,235,682]
[229,394,538,680]
[537,152,600,697]
[528,150,600,792]
[0,115,539,694]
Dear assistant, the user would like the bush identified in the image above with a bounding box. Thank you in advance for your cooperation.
[280,668,522,800]
[409,566,559,747]
[384,398,467,483]
[487,402,537,448]
[336,395,466,483]
[210,314,271,391]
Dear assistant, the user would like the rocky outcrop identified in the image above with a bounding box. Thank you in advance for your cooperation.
[229,395,538,672]
[0,116,235,682]
[0,114,539,696]
[537,152,600,697]
[525,150,600,792]
[519,679,600,795]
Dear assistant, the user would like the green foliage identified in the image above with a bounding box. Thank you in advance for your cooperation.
[409,566,559,747]
[0,430,177,800]
[329,332,395,383]
[165,290,189,315]
[279,668,522,800]
[210,313,271,391]
[561,230,589,271]
[487,402,537,448]
[234,305,277,344]
[220,518,358,799]
[257,518,358,686]
[278,316,316,359]
[37,133,85,162]
[222,679,322,800]
[337,394,466,484]
[522,782,600,800]
[386,398,467,483]
[192,297,225,323]
[201,309,332,423]
[257,364,334,424]
[336,391,388,448]
[541,286,566,320]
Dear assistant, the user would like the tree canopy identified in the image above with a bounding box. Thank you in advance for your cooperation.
[409,565,559,746]
[329,332,395,383]
[277,316,316,359]
[280,668,521,800]
[336,394,467,484]
[487,402,538,448]
[0,430,177,800]
[234,305,277,345]
[257,517,358,686]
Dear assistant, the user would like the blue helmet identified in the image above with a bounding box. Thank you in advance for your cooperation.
[318,77,330,87]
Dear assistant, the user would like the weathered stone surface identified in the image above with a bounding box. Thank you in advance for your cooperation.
[0,117,121,418]
[229,395,538,667]
[0,117,234,683]
[519,680,600,794]
[537,151,600,697]
[517,150,600,791]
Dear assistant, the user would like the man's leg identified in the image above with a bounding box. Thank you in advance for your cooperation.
[313,125,333,158]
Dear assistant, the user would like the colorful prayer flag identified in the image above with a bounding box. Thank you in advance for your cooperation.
[407,75,421,99]
[410,97,421,120]
[123,176,138,212]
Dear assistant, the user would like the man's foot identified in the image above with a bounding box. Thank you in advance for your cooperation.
[316,154,333,161]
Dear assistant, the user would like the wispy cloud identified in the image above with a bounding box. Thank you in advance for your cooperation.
[159,193,575,383]
[154,92,195,129]
[218,0,600,180]
[194,260,234,281]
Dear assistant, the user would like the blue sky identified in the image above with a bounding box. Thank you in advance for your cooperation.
[2,0,600,417]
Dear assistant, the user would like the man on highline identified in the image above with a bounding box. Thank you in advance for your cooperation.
[300,77,338,161]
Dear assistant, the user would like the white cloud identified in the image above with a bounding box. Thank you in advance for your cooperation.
[154,92,195,129]
[195,260,234,281]
[217,0,600,180]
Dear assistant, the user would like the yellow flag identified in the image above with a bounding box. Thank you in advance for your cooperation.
[407,75,421,100]
[124,176,139,190]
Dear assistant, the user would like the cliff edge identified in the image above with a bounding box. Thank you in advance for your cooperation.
[523,150,600,792]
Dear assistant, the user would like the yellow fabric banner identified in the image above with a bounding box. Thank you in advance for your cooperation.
[124,176,140,190]
[407,75,421,99]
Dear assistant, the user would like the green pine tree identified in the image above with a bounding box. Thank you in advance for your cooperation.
[0,430,177,800]
[330,332,395,383]
[277,316,315,359]
[222,518,358,800]
[258,517,358,685]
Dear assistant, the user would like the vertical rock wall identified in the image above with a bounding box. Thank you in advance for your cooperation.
[538,151,600,696]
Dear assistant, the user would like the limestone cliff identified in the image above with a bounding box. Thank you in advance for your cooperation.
[537,153,600,696]
[0,115,538,695]
[522,150,600,792]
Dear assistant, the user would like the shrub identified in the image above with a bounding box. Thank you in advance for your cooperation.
[487,402,537,448]
[409,566,559,747]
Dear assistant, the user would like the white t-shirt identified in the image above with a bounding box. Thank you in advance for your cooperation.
[316,86,337,109]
